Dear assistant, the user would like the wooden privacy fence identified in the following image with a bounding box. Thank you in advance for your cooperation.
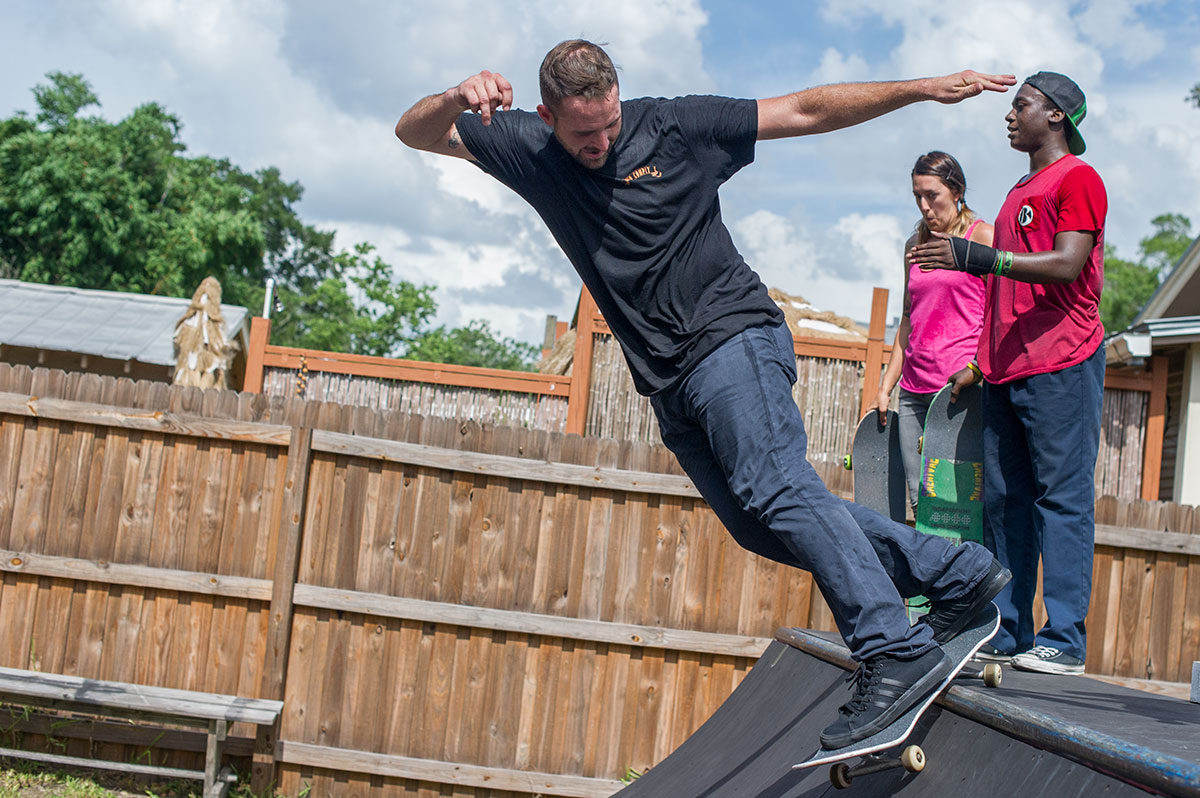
[0,363,1194,798]
[245,287,1169,503]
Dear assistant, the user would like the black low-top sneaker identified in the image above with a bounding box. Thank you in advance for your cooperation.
[819,647,953,749]
[916,560,1012,644]
[1011,646,1084,675]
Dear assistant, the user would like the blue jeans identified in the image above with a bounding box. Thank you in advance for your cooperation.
[649,322,994,662]
[982,344,1104,660]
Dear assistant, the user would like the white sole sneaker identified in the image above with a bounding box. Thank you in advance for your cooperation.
[1010,649,1084,675]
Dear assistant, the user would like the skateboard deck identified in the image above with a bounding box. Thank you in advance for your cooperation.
[846,410,907,523]
[915,383,984,546]
[792,603,1001,778]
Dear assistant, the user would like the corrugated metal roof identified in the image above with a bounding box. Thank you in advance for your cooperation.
[0,279,250,366]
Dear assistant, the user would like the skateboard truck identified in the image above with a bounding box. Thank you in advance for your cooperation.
[829,745,925,789]
[960,662,1003,688]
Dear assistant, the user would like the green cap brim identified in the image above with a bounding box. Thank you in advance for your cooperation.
[1065,101,1086,155]
[1064,119,1086,155]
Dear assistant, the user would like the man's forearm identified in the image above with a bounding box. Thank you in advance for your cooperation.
[758,70,1014,141]
[785,79,930,135]
[395,89,463,150]
[945,234,1092,284]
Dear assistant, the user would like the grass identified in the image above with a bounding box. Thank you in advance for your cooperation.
[0,760,293,798]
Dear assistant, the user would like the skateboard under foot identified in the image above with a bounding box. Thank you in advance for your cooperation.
[792,603,1002,789]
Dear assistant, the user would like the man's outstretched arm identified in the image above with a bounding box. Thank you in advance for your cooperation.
[395,70,513,159]
[757,70,1016,140]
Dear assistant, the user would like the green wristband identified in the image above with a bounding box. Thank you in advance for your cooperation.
[992,250,1013,276]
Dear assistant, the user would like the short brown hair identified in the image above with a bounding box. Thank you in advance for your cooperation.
[538,40,618,109]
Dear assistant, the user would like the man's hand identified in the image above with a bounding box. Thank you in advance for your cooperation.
[907,233,956,271]
[927,70,1017,104]
[946,366,980,403]
[453,70,513,126]
[397,69,513,158]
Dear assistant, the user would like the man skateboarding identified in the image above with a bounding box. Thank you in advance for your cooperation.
[909,72,1106,676]
[396,40,1014,748]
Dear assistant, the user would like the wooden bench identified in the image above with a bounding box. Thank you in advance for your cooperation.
[0,667,283,797]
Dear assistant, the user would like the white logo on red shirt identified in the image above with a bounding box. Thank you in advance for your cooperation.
[1018,205,1035,226]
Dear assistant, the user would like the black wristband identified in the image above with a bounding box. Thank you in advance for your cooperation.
[948,236,999,277]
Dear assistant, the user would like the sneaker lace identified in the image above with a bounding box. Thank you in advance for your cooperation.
[1026,645,1061,659]
[841,659,884,716]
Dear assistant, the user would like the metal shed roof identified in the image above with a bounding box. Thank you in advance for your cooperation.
[0,279,249,367]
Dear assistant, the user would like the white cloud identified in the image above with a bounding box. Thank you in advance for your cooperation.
[731,209,908,322]
[813,48,872,85]
[1077,0,1166,65]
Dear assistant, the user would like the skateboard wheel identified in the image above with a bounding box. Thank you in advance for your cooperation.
[982,663,1003,688]
[843,454,852,470]
[900,745,925,773]
[830,762,853,789]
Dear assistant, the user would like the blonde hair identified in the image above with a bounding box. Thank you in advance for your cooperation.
[912,151,977,243]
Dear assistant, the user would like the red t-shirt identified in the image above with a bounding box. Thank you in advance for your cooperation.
[980,154,1107,383]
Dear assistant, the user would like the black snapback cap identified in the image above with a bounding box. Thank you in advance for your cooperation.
[1024,71,1087,155]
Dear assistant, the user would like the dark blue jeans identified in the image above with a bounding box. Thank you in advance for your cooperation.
[982,344,1104,660]
[649,321,993,662]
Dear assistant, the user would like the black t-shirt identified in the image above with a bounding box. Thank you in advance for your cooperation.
[456,95,782,395]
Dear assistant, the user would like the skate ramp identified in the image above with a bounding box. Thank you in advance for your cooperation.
[614,628,1200,797]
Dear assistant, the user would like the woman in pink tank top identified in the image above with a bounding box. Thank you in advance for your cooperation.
[872,152,993,513]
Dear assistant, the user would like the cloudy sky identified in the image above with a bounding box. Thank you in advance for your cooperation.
[3,1,1199,346]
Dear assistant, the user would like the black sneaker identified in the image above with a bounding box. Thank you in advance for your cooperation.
[916,560,1012,644]
[819,647,953,749]
[1011,646,1084,675]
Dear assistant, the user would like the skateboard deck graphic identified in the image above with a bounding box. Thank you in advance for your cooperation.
[915,383,984,546]
[846,410,907,523]
[792,603,1001,781]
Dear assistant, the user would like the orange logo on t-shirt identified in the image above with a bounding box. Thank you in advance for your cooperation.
[623,165,662,185]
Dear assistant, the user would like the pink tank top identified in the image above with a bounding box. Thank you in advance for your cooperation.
[900,220,987,394]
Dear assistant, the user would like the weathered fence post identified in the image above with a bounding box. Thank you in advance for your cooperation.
[565,288,599,437]
[252,423,313,794]
[859,287,890,419]
[1142,355,1169,501]
[243,317,272,393]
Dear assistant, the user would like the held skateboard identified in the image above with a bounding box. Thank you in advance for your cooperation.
[909,384,985,621]
[915,383,984,546]
[844,410,907,523]
[792,603,1002,790]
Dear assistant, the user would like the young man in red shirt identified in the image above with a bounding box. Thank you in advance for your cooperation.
[910,72,1106,675]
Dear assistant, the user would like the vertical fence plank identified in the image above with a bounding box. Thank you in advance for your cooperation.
[253,424,314,793]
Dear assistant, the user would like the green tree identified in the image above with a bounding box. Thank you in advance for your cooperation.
[406,319,540,371]
[0,72,538,370]
[1189,82,1199,109]
[1101,213,1193,332]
